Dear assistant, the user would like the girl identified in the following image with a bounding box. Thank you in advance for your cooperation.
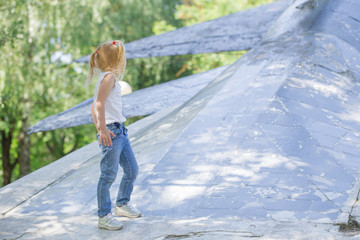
[89,40,141,231]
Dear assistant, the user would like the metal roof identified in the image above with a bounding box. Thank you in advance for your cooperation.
[2,0,360,239]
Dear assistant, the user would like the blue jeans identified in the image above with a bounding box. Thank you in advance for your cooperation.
[97,122,139,218]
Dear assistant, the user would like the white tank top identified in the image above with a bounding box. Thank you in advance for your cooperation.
[93,71,126,125]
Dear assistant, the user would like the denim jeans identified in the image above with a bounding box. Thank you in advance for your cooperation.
[97,122,139,218]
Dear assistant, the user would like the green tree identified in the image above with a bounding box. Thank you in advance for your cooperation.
[0,1,98,185]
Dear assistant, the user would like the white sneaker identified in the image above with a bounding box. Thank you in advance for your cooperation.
[98,213,123,230]
[115,204,141,218]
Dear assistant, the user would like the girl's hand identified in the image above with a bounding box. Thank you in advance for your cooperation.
[99,128,116,147]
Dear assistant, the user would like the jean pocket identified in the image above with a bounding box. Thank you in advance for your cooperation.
[110,128,122,140]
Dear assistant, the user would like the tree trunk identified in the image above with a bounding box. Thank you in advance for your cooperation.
[18,115,31,177]
[16,2,33,178]
[1,128,17,186]
[1,130,11,186]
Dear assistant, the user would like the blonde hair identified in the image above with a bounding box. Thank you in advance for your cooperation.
[88,40,127,82]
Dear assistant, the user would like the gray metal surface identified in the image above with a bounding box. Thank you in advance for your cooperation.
[28,66,227,134]
[2,0,360,239]
[74,0,289,62]
[125,0,360,221]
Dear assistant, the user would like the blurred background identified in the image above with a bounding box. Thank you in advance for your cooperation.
[0,0,273,186]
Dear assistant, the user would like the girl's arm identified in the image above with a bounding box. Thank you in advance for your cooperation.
[91,102,98,132]
[96,73,116,147]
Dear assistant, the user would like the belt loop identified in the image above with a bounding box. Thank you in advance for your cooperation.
[123,124,127,136]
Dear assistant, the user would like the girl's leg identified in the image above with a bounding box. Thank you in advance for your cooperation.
[116,137,139,207]
[97,138,121,218]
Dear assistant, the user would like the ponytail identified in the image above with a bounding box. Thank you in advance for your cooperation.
[115,40,127,82]
[87,51,97,83]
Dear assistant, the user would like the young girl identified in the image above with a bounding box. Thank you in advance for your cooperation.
[89,40,141,231]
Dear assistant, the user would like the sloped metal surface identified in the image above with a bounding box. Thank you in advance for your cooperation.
[28,66,227,133]
[122,0,360,220]
[2,0,360,239]
[74,0,289,62]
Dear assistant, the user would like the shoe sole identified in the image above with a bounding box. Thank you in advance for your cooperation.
[115,213,141,218]
[98,224,123,231]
